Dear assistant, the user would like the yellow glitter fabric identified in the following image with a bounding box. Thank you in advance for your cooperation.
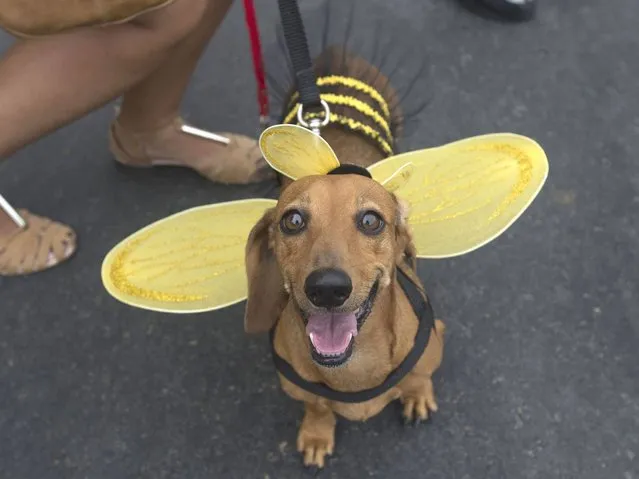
[101,124,549,314]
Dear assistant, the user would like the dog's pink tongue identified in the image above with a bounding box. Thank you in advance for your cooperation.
[306,312,357,355]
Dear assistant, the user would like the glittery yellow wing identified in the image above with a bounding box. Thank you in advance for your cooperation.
[259,123,416,191]
[375,133,549,258]
[101,198,277,313]
[259,124,340,179]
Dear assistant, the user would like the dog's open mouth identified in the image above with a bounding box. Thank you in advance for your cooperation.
[305,280,379,368]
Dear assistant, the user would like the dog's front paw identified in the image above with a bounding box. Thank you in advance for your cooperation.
[297,429,334,469]
[401,378,438,426]
[297,404,336,469]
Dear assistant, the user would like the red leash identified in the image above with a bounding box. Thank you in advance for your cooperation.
[242,0,270,129]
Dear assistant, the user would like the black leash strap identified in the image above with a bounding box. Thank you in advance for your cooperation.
[269,267,435,404]
[277,0,322,112]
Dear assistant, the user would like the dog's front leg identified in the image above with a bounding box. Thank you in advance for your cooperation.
[399,319,446,425]
[400,375,438,425]
[297,401,336,469]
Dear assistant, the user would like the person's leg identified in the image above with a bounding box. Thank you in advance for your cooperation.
[111,0,272,185]
[0,0,238,275]
[118,0,234,130]
[0,0,212,158]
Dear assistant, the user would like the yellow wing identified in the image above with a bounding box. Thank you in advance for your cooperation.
[259,124,340,179]
[101,198,277,313]
[369,161,414,192]
[380,133,549,258]
[259,123,416,192]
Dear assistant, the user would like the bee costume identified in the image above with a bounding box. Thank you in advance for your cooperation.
[99,0,549,314]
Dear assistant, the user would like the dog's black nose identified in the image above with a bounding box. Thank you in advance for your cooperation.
[305,268,353,308]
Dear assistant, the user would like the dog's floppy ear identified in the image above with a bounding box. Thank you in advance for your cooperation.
[244,208,288,334]
[393,195,417,271]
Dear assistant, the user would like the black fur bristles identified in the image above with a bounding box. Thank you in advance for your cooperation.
[262,0,432,156]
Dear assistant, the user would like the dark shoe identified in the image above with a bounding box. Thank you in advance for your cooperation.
[459,0,536,22]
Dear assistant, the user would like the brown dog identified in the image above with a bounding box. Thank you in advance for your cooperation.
[243,48,446,469]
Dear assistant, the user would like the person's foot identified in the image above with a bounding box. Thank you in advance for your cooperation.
[109,116,275,184]
[459,0,536,22]
[0,207,76,276]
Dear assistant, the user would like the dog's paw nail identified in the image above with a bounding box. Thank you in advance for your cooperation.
[305,465,321,476]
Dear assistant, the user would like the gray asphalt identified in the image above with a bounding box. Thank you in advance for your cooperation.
[1,0,638,478]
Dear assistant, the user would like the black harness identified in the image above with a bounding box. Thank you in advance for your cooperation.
[269,164,436,404]
[268,263,435,404]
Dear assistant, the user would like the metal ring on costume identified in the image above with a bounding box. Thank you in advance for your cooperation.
[297,100,330,134]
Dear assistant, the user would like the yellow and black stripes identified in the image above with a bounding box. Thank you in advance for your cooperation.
[287,75,391,120]
[282,75,396,156]
[284,93,392,143]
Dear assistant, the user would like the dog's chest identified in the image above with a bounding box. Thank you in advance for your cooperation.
[329,388,402,422]
[277,365,402,422]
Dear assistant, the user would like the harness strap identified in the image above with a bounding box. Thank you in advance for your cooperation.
[282,75,396,156]
[269,266,435,404]
[276,0,322,112]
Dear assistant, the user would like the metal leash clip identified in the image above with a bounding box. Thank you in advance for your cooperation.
[297,100,330,136]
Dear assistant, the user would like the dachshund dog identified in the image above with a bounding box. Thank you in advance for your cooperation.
[98,2,546,471]
[244,47,445,469]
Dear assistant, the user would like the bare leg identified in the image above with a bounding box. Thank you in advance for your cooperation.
[111,0,272,185]
[118,0,234,130]
[0,0,212,158]
[0,0,263,275]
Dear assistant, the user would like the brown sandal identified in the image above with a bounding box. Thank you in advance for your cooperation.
[0,198,76,276]
[109,116,275,185]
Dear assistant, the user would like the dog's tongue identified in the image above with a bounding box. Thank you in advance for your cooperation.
[306,312,357,355]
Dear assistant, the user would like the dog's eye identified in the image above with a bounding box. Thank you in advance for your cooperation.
[280,210,306,234]
[357,211,385,235]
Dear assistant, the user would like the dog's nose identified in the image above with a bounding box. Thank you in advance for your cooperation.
[305,268,353,308]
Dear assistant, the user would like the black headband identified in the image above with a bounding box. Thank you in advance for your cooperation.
[326,164,373,178]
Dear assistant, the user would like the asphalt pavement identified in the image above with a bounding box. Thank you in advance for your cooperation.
[1,0,638,478]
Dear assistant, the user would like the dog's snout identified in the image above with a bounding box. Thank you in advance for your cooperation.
[305,268,353,308]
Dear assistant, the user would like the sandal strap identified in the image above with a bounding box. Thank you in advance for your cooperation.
[0,210,76,276]
[0,194,27,229]
[180,124,230,145]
